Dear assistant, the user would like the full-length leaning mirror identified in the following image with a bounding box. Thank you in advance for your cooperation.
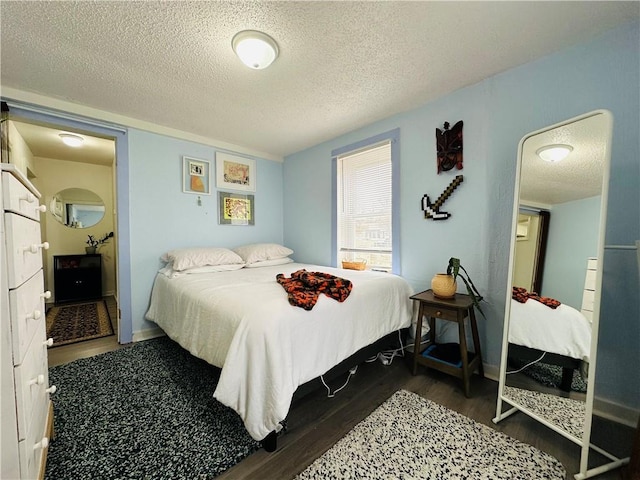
[493,111,628,479]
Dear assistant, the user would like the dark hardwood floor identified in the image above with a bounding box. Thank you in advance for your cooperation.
[48,326,635,480]
[218,356,634,480]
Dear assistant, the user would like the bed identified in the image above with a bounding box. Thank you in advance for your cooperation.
[145,260,413,446]
[507,298,591,390]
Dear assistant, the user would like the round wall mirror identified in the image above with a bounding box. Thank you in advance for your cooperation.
[49,188,105,228]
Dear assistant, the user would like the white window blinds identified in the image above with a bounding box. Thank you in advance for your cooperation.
[337,141,392,270]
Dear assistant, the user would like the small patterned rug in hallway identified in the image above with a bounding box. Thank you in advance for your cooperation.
[46,300,114,346]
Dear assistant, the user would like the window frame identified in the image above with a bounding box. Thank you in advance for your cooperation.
[331,128,400,274]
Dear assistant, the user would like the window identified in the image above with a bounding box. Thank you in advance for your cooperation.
[333,129,399,273]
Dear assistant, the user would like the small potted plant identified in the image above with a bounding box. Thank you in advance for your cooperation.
[86,232,114,254]
[432,257,485,316]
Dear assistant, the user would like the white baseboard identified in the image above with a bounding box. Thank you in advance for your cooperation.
[483,362,639,428]
[483,362,500,382]
[132,327,165,342]
[593,398,640,428]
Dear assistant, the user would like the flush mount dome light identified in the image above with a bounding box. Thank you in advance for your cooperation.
[232,30,279,70]
[536,144,573,162]
[59,133,84,147]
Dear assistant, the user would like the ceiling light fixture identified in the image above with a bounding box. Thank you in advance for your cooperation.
[232,30,279,70]
[59,133,84,147]
[536,144,573,162]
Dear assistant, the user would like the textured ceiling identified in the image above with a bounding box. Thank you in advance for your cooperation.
[1,1,638,159]
[12,121,115,167]
[520,112,609,206]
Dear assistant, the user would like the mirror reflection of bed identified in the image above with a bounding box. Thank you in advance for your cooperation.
[504,112,607,435]
[493,111,631,479]
[507,215,594,398]
[508,113,605,389]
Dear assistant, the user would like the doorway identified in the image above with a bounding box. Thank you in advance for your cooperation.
[513,209,550,294]
[2,100,133,353]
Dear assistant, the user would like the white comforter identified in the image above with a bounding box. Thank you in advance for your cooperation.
[508,299,591,361]
[145,263,413,440]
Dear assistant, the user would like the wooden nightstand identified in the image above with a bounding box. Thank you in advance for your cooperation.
[410,289,484,397]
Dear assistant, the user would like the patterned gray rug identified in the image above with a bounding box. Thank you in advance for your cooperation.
[296,390,566,480]
[45,337,260,479]
[504,385,586,440]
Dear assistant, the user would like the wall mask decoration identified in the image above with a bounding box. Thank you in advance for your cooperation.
[436,120,464,173]
[422,175,463,220]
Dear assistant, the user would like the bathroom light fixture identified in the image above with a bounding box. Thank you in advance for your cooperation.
[232,30,279,70]
[59,133,84,147]
[536,144,573,162]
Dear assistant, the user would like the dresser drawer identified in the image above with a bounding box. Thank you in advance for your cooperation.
[584,268,597,291]
[18,397,49,480]
[581,289,595,313]
[9,270,47,367]
[2,172,44,221]
[14,328,50,442]
[4,212,46,289]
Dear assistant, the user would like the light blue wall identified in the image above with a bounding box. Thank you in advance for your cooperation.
[542,196,601,309]
[283,22,639,409]
[128,129,284,334]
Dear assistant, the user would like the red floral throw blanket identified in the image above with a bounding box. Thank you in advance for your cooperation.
[276,269,353,311]
[512,286,561,309]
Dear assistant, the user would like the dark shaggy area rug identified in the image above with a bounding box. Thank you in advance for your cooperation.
[509,358,588,393]
[45,337,260,479]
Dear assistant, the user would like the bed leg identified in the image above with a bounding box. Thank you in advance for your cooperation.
[560,367,573,392]
[262,430,278,452]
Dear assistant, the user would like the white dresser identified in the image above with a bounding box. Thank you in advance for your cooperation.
[581,257,598,324]
[1,164,55,480]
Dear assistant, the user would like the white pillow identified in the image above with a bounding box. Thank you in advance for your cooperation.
[245,257,294,268]
[161,247,244,271]
[233,243,294,265]
[159,263,244,278]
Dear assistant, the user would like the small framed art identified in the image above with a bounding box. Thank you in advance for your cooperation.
[219,191,255,225]
[182,156,211,195]
[216,152,256,192]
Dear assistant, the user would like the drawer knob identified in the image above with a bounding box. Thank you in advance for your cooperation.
[40,291,52,299]
[37,204,47,213]
[33,437,49,451]
[28,374,45,386]
[21,192,36,203]
[436,311,442,317]
[46,385,57,395]
[43,338,54,347]
[27,310,42,321]
[24,241,50,254]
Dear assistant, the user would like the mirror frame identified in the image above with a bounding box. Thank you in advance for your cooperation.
[493,110,623,479]
[49,187,106,229]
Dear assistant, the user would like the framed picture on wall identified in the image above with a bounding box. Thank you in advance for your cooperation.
[215,152,256,192]
[218,191,255,226]
[182,156,211,195]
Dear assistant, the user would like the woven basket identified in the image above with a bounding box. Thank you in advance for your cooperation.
[342,260,367,271]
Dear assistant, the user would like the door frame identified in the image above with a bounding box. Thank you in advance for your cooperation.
[3,100,133,343]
